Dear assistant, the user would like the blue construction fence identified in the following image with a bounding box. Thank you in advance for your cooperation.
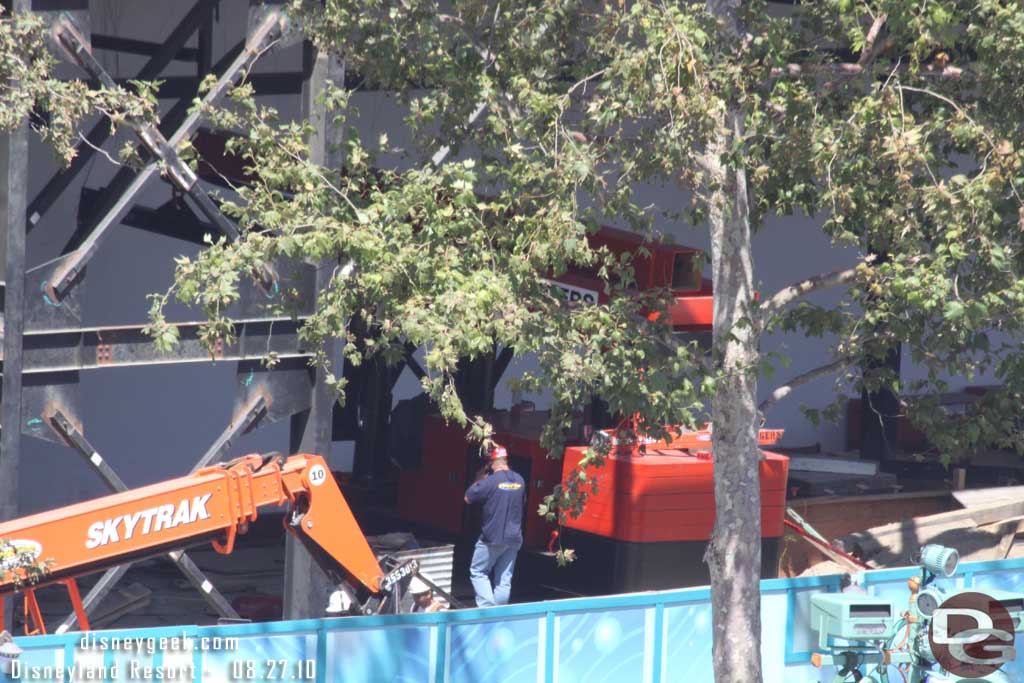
[8,556,1024,683]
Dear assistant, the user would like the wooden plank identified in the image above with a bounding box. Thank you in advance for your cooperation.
[787,454,878,476]
[792,489,949,506]
[836,498,1024,556]
[954,486,1024,509]
[996,521,1021,560]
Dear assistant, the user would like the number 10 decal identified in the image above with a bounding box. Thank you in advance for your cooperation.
[308,464,327,486]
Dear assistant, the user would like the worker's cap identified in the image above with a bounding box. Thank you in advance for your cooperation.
[486,445,508,460]
[409,577,431,595]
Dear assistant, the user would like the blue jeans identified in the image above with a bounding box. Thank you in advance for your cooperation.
[469,538,520,607]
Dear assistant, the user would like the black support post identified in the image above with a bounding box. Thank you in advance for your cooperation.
[351,356,393,483]
[196,1,214,78]
[283,48,347,621]
[0,0,30,633]
[859,345,902,461]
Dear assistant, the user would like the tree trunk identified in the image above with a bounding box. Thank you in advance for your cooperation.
[704,103,764,682]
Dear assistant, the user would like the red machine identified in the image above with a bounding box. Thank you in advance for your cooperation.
[548,225,713,331]
[553,426,789,591]
[0,453,433,634]
[397,415,790,592]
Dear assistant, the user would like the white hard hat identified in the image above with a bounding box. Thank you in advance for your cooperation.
[0,635,21,677]
[0,636,22,658]
[409,576,431,595]
[325,589,353,614]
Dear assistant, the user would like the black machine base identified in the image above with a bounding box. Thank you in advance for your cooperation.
[523,530,782,596]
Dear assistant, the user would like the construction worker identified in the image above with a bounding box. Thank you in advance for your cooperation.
[409,576,445,613]
[464,444,525,607]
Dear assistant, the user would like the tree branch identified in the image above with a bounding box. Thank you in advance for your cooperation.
[857,13,888,67]
[758,358,849,414]
[761,267,859,320]
[770,63,864,78]
[770,61,962,79]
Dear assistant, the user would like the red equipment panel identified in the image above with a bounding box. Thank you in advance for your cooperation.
[560,447,789,543]
[660,278,713,331]
[586,226,705,293]
[396,416,473,534]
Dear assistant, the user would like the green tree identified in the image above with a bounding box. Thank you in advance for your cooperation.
[0,539,52,590]
[8,2,1024,680]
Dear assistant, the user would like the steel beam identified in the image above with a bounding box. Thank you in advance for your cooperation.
[68,41,246,253]
[4,317,306,375]
[80,71,313,98]
[191,393,267,471]
[50,15,243,291]
[49,410,126,491]
[403,342,426,381]
[26,0,220,232]
[0,0,30,633]
[90,34,199,62]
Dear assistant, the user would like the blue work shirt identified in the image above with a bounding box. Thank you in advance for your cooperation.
[465,469,526,546]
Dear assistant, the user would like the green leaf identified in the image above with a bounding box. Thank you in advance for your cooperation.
[944,301,965,320]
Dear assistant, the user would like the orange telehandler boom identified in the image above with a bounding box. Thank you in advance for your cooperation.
[0,453,431,635]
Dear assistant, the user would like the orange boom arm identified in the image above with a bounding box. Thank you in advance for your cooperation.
[0,453,384,632]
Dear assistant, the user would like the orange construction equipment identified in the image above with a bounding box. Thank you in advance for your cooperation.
[0,453,422,635]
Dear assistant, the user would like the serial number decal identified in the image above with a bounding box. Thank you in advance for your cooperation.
[380,559,420,592]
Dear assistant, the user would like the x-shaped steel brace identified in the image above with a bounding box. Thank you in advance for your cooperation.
[46,395,267,632]
[53,17,242,244]
[45,10,287,302]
